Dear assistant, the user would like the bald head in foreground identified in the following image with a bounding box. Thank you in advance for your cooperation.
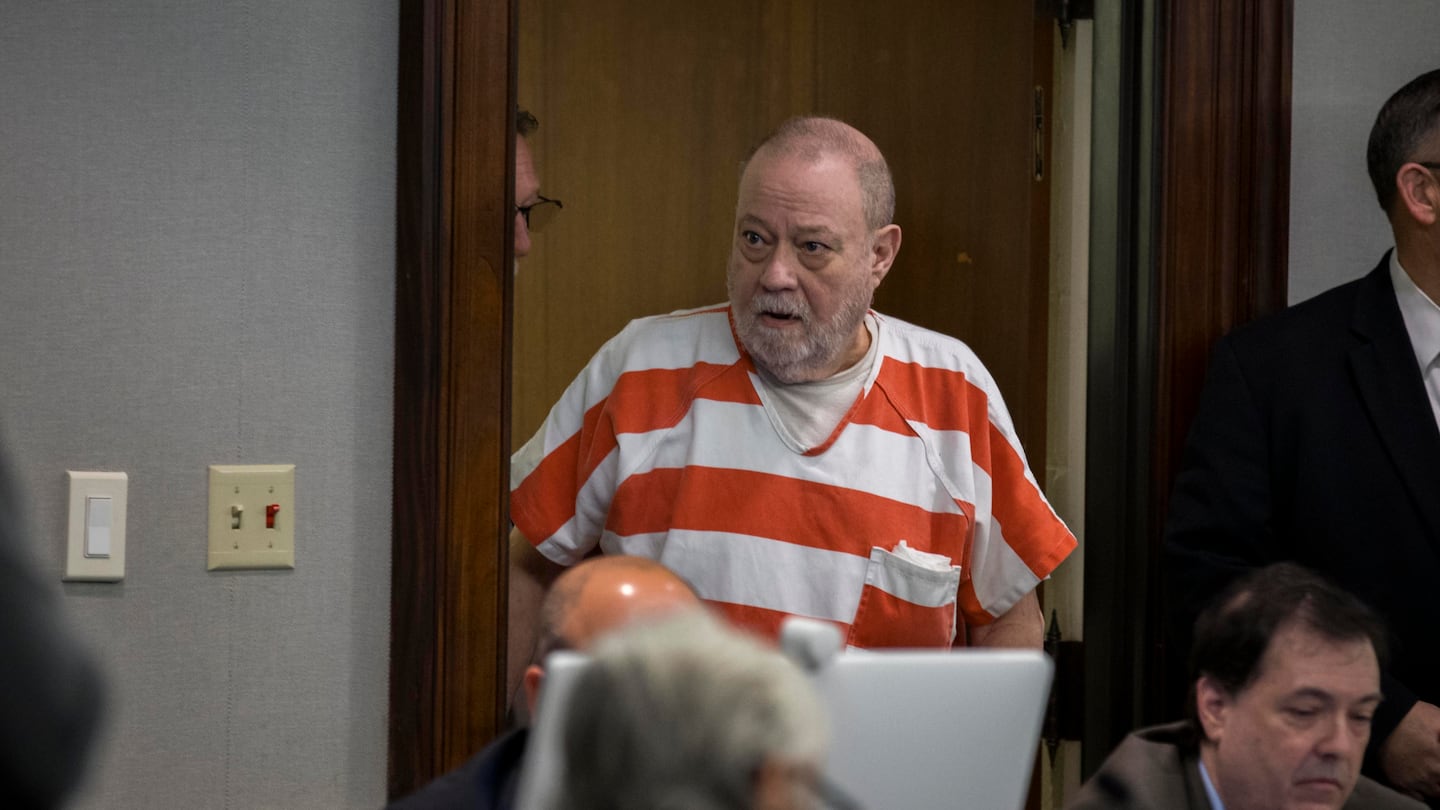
[519,554,700,717]
[390,555,699,810]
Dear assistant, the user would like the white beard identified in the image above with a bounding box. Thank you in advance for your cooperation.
[729,278,873,384]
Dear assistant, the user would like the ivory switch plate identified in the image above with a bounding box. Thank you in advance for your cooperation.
[65,471,127,581]
[207,464,295,571]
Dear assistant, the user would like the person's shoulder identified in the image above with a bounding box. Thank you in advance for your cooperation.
[594,304,737,370]
[1066,722,1202,810]
[1346,775,1428,810]
[629,302,731,328]
[874,311,990,373]
[609,304,730,344]
[1226,264,1377,349]
[386,728,529,810]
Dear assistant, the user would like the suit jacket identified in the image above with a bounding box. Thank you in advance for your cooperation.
[386,727,527,810]
[1165,254,1440,765]
[0,443,104,809]
[1066,721,1424,810]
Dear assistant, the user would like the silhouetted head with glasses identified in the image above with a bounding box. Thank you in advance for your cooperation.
[515,107,563,260]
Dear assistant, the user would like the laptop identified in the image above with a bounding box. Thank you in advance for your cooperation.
[515,630,1053,809]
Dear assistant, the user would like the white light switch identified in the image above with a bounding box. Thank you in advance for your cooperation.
[84,496,113,558]
[65,471,127,582]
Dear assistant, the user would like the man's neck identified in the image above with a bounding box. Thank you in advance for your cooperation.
[1395,234,1440,305]
[1196,743,1228,810]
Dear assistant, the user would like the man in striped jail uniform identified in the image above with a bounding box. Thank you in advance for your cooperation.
[507,116,1077,695]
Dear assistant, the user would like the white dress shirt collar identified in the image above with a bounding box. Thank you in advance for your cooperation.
[1197,758,1225,810]
[1390,251,1440,430]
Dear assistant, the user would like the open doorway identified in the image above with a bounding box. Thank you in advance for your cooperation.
[386,0,1296,805]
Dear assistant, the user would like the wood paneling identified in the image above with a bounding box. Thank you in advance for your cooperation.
[389,0,513,797]
[819,0,1054,463]
[1081,0,1292,769]
[1146,0,1291,721]
[514,1,1052,463]
[1155,0,1291,493]
[513,0,820,445]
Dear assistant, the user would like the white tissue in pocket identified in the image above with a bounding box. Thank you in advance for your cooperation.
[889,539,958,573]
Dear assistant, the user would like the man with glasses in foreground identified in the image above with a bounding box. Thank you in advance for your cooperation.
[1166,68,1440,804]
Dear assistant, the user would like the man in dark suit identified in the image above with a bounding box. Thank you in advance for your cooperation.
[1165,68,1440,803]
[1070,563,1422,810]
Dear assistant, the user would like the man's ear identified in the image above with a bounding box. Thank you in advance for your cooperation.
[1395,163,1439,228]
[523,664,545,719]
[1195,675,1233,743]
[868,224,902,287]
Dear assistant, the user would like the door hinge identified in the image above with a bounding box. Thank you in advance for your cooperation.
[1042,609,1084,766]
[1037,0,1094,48]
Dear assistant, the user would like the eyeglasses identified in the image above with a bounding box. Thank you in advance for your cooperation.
[517,195,563,232]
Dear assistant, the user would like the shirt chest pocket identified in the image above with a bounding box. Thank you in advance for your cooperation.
[846,543,962,649]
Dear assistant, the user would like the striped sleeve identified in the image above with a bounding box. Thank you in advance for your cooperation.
[510,306,738,564]
[872,320,1077,626]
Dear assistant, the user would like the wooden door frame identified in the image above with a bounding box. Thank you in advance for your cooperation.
[1081,0,1291,772]
[387,0,515,797]
[384,0,1296,794]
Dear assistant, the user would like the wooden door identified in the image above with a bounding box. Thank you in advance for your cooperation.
[514,1,1053,461]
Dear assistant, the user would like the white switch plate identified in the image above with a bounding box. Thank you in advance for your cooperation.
[65,471,127,582]
[207,464,295,571]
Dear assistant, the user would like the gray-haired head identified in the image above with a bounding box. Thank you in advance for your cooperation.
[743,116,895,230]
[554,609,828,810]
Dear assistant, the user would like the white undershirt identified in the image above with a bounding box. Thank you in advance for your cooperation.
[1390,252,1440,432]
[752,313,881,452]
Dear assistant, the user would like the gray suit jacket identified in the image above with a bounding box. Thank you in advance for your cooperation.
[1066,721,1424,810]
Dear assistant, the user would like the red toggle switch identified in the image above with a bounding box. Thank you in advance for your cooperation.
[266,503,281,529]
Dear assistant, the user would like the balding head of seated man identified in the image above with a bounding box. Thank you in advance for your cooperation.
[1069,562,1424,810]
[518,552,700,718]
[550,609,830,810]
[388,554,700,810]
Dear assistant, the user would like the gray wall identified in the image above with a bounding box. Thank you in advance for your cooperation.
[1289,0,1437,303]
[0,3,396,807]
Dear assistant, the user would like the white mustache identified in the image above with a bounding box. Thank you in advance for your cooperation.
[751,294,808,320]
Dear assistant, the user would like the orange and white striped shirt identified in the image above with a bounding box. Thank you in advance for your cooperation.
[511,305,1076,648]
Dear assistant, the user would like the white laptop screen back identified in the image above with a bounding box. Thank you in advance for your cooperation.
[516,647,1053,810]
[814,649,1053,809]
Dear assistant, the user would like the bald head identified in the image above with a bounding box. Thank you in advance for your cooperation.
[537,556,700,660]
[743,116,895,230]
[522,556,701,719]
